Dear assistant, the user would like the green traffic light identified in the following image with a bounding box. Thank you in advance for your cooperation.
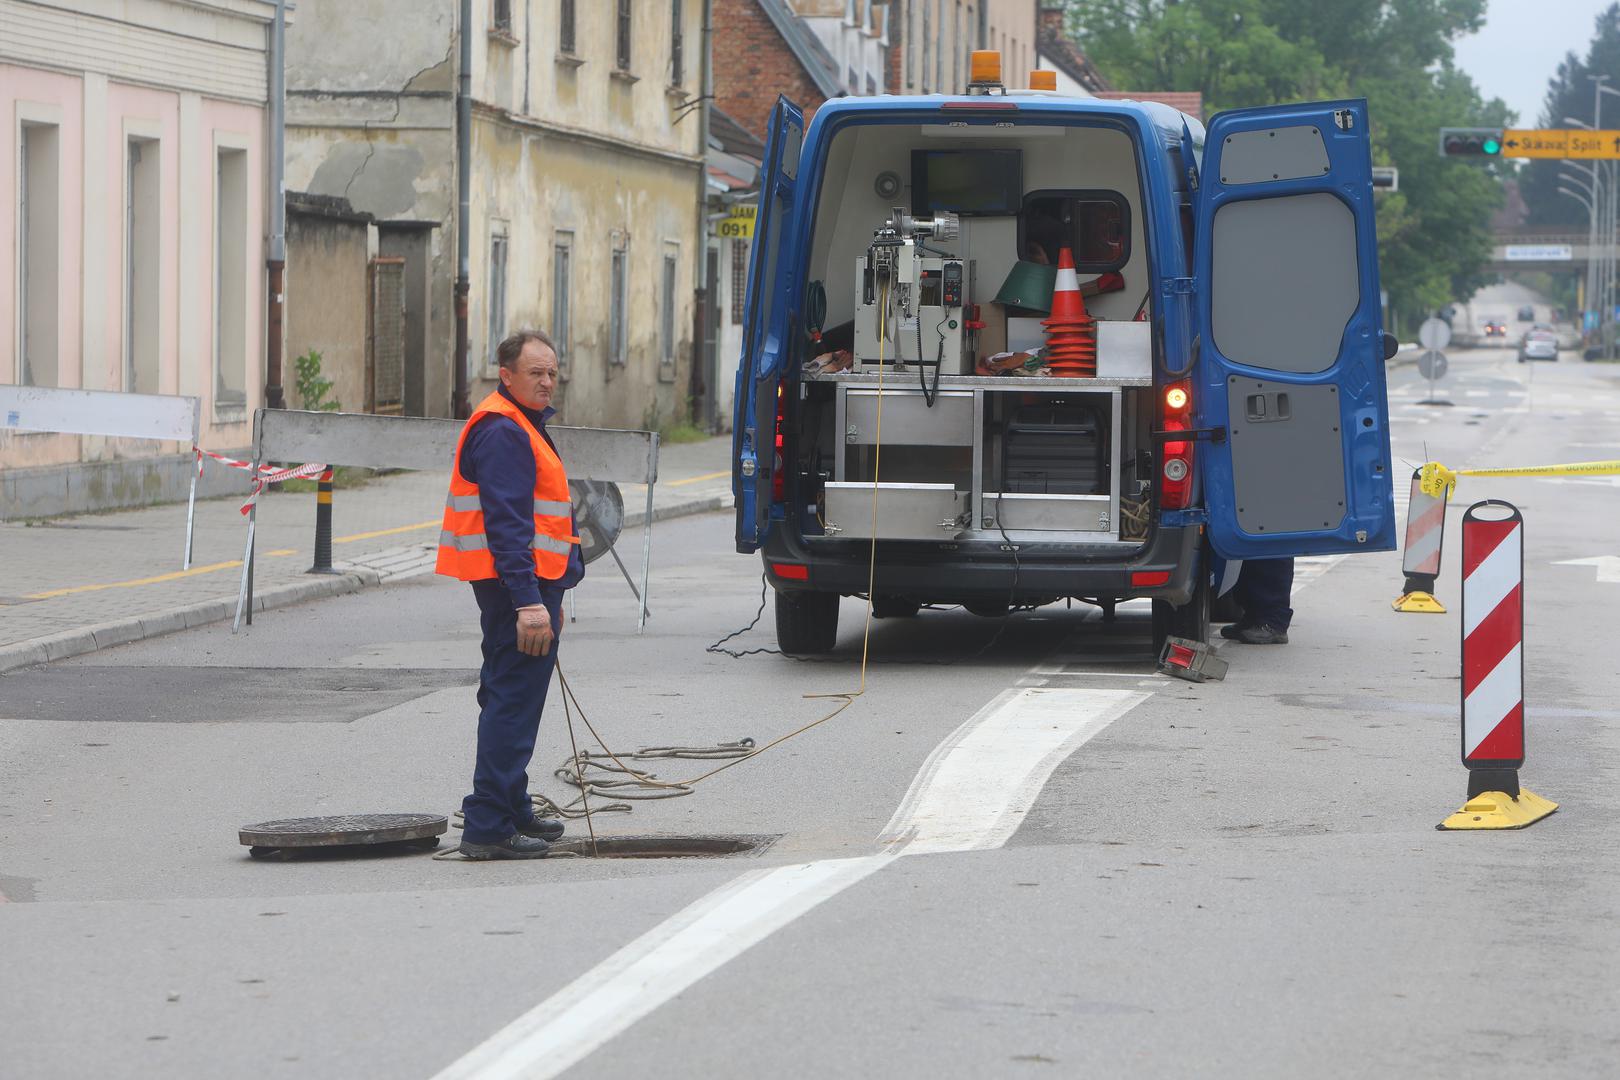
[1482,137,1501,155]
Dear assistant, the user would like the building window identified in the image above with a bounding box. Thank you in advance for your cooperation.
[18,122,60,388]
[934,0,944,91]
[616,0,633,71]
[730,239,746,324]
[492,0,512,34]
[609,244,628,365]
[670,0,684,85]
[559,0,576,53]
[214,147,249,408]
[660,247,679,369]
[552,233,572,379]
[487,231,508,370]
[126,136,160,394]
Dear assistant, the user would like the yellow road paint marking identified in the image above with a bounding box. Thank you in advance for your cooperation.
[333,519,439,544]
[25,550,301,599]
[28,560,245,599]
[665,470,729,487]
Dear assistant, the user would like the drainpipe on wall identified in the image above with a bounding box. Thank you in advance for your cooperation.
[453,0,473,419]
[265,0,287,409]
[689,0,713,428]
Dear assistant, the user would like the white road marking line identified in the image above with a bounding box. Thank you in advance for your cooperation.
[880,688,1148,855]
[432,687,1148,1080]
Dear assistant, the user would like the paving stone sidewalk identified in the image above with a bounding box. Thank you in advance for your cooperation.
[0,435,733,672]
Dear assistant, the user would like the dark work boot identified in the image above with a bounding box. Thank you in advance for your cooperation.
[459,833,551,860]
[1233,624,1289,645]
[1219,622,1254,640]
[516,817,565,842]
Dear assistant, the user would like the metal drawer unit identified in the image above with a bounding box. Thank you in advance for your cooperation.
[821,379,1128,544]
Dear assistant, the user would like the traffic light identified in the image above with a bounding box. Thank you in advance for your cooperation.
[1438,127,1504,158]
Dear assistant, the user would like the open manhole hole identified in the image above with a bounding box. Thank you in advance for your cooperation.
[547,834,777,859]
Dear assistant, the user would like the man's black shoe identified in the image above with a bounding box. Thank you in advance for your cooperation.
[1219,622,1253,640]
[459,834,550,860]
[517,817,565,842]
[1233,624,1289,645]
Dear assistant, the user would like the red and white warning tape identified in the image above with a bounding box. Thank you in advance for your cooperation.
[191,446,328,514]
[239,462,329,515]
[193,445,288,479]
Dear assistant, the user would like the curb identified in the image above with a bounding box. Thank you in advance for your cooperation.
[0,489,734,675]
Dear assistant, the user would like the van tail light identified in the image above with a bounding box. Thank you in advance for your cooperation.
[771,383,786,503]
[1160,380,1194,510]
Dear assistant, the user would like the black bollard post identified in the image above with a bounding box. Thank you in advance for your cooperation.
[308,467,337,574]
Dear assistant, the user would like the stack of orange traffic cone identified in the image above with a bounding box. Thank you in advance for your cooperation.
[1041,247,1097,378]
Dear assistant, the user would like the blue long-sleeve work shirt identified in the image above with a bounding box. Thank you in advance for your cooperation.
[457,386,585,609]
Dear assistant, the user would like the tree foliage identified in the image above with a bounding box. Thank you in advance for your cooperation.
[1062,0,1507,328]
[1519,3,1620,228]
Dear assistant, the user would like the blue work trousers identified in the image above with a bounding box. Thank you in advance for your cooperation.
[461,580,564,844]
[1233,557,1295,631]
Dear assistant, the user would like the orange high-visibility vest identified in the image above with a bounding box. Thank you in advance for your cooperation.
[436,391,580,582]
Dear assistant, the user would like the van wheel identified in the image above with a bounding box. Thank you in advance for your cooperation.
[1152,572,1211,654]
[871,595,920,619]
[776,590,840,655]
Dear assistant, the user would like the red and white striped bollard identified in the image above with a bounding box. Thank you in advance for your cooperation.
[1440,500,1557,830]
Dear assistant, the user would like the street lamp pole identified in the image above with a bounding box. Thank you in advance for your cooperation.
[1559,185,1595,313]
[1561,156,1601,332]
[1567,113,1608,346]
[1595,78,1620,357]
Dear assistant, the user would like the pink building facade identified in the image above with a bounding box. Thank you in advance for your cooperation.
[1,0,276,499]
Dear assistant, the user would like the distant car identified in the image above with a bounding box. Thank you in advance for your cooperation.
[1518,326,1558,362]
[1517,304,1536,322]
[1484,319,1508,339]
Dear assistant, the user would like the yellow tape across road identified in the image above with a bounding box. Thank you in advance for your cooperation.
[1420,459,1620,497]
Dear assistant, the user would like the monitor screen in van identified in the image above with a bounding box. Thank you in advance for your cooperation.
[911,149,1023,216]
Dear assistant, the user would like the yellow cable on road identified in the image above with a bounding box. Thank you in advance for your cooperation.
[1420,458,1620,497]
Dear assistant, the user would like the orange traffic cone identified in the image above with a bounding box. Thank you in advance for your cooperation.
[1041,247,1096,378]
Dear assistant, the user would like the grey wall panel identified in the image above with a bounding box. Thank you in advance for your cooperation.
[255,410,656,483]
[1211,192,1359,374]
[1226,379,1346,534]
[1217,125,1330,185]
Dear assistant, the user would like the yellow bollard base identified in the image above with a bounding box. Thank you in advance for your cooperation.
[1437,789,1558,831]
[1392,591,1446,613]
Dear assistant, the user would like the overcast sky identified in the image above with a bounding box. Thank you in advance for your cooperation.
[1453,0,1618,125]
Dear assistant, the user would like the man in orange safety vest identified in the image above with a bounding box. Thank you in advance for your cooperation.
[437,328,584,858]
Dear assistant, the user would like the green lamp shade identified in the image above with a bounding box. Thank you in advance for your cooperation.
[992,261,1057,315]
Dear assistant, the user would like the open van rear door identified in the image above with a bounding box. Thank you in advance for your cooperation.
[733,96,804,553]
[1192,99,1395,559]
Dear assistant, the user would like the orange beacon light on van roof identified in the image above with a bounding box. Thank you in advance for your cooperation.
[1029,70,1057,92]
[968,51,1002,89]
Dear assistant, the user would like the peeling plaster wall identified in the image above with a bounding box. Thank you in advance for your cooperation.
[284,0,457,417]
[283,0,705,427]
[468,112,698,429]
[284,211,370,415]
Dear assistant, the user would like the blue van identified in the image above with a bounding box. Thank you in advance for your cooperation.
[732,70,1396,655]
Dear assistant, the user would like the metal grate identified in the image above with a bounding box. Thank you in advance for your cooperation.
[369,256,406,415]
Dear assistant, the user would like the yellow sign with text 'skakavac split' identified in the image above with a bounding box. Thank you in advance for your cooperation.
[1503,128,1620,159]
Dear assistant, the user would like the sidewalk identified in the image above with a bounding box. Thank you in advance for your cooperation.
[0,434,734,673]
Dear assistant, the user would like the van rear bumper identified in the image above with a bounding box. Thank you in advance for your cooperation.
[760,523,1201,605]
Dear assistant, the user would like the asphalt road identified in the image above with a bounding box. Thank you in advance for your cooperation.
[2,347,1617,1078]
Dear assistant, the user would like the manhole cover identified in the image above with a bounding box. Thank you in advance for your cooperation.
[240,813,447,859]
[547,834,776,859]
